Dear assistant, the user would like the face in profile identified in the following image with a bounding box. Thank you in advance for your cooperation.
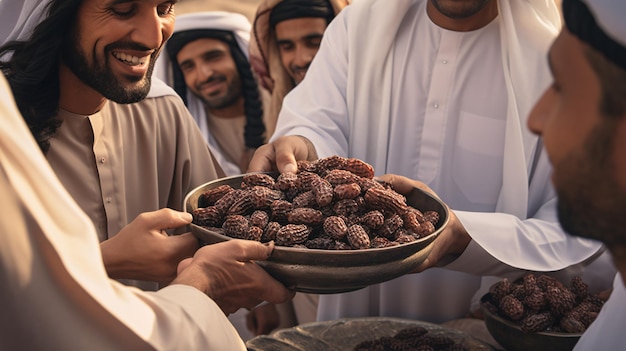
[63,0,176,103]
[275,17,328,85]
[528,29,626,249]
[176,38,243,110]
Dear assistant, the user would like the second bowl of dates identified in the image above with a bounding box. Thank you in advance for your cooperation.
[480,274,605,351]
[184,158,449,294]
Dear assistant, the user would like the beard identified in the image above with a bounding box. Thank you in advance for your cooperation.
[430,0,493,19]
[554,119,626,248]
[195,74,243,110]
[62,33,154,104]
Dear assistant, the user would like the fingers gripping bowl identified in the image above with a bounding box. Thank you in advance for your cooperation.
[183,158,449,294]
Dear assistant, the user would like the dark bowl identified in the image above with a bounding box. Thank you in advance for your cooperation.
[246,317,496,351]
[184,173,449,294]
[480,294,582,351]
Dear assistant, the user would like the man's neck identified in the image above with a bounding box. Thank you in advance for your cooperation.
[426,0,498,32]
[58,64,107,115]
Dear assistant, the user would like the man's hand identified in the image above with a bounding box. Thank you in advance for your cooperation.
[100,209,200,285]
[376,174,472,272]
[247,135,317,173]
[246,303,281,336]
[173,240,294,314]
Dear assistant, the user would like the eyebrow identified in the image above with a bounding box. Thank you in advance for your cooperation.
[178,49,224,66]
[276,33,324,43]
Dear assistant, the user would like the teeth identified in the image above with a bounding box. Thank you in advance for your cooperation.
[113,52,147,66]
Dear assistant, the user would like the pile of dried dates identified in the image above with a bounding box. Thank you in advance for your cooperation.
[354,326,468,351]
[482,274,605,333]
[192,155,439,250]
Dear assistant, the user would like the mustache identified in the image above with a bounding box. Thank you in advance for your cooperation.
[196,74,227,90]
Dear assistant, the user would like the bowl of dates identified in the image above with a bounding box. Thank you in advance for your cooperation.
[480,274,605,351]
[247,317,496,351]
[184,156,449,294]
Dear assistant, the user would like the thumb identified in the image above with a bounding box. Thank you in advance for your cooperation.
[177,257,193,275]
[144,208,193,230]
[235,240,274,261]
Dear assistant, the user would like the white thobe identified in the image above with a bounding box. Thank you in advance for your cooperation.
[0,75,245,350]
[573,273,626,350]
[272,0,608,323]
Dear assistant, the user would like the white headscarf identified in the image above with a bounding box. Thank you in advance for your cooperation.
[155,11,253,176]
[0,0,175,97]
[0,0,49,44]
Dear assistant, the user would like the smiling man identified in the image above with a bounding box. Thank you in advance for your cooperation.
[158,11,272,176]
[0,0,293,349]
[0,0,220,293]
[0,0,276,297]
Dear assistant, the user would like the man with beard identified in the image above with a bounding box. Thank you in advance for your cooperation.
[0,0,293,349]
[526,1,626,346]
[249,0,349,132]
[158,11,273,176]
[0,0,288,299]
[249,0,614,325]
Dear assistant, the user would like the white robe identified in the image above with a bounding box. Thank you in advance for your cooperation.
[573,273,626,350]
[272,0,608,323]
[0,73,245,350]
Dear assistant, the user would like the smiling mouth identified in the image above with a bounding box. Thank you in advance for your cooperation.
[112,51,150,66]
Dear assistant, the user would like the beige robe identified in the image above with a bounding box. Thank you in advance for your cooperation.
[0,75,245,350]
[46,94,222,291]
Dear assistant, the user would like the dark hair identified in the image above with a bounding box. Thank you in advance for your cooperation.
[585,47,626,119]
[167,30,266,149]
[269,0,335,29]
[0,0,82,153]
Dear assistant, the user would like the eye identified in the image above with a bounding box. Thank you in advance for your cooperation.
[306,40,322,49]
[178,60,195,73]
[277,42,294,52]
[111,3,136,17]
[157,2,175,16]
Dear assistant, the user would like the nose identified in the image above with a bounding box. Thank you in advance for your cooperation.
[198,63,214,82]
[130,9,171,50]
[293,45,315,69]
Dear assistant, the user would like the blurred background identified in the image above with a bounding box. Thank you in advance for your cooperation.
[177,0,262,20]
[176,0,562,22]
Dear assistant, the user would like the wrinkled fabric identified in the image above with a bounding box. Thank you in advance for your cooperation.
[573,273,625,350]
[0,74,245,351]
[272,0,609,323]
[46,94,221,291]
